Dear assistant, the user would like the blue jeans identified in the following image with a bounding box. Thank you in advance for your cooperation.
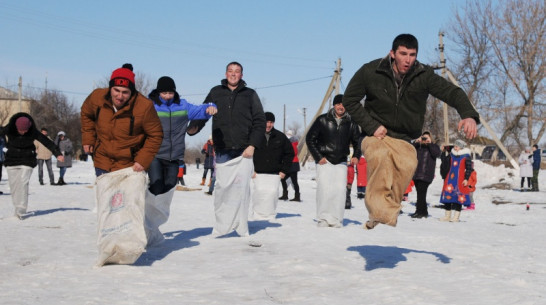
[148,158,179,195]
[95,168,109,177]
[59,167,67,178]
[215,149,244,164]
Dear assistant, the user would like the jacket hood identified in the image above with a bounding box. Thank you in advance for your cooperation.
[148,89,181,105]
[7,112,37,135]
[452,147,471,156]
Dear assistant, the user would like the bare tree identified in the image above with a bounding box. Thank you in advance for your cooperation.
[447,0,546,151]
[30,90,81,153]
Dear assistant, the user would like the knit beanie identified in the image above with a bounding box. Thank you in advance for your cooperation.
[156,76,176,92]
[333,94,343,105]
[454,139,467,149]
[15,116,32,131]
[265,112,275,122]
[109,63,136,92]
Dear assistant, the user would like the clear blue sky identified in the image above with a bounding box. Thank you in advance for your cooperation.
[0,0,461,147]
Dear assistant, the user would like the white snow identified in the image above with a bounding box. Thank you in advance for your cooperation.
[0,160,544,305]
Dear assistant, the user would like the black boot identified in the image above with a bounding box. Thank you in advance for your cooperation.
[57,178,65,185]
[279,190,288,200]
[289,192,301,202]
[39,180,44,185]
[345,188,352,209]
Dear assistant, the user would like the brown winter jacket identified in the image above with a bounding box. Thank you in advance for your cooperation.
[35,138,54,160]
[80,88,163,172]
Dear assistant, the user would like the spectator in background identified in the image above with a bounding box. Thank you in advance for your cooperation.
[200,135,214,186]
[531,144,541,192]
[279,129,301,202]
[54,131,73,185]
[35,128,56,185]
[440,139,475,222]
[1,113,63,219]
[0,135,5,194]
[518,147,533,191]
[409,131,441,218]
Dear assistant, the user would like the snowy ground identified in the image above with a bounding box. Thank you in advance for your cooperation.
[0,159,545,305]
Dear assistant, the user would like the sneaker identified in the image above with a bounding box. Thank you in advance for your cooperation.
[317,220,329,227]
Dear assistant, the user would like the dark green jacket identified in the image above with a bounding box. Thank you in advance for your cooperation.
[343,56,479,141]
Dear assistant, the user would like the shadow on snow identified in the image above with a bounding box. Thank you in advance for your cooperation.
[134,226,211,266]
[347,245,451,271]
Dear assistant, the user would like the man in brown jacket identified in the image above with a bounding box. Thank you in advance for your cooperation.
[80,63,162,175]
[34,128,56,185]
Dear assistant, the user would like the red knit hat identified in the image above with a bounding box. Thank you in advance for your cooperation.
[109,63,136,92]
[15,116,32,131]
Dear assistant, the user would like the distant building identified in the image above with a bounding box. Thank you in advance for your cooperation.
[0,86,31,125]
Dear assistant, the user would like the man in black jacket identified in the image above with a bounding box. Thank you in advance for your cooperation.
[188,62,266,236]
[252,112,294,219]
[306,94,361,228]
[343,34,479,230]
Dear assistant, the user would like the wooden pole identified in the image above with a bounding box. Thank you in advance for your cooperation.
[298,58,341,165]
[439,32,449,145]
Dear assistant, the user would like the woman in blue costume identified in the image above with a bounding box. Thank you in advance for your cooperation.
[440,139,475,222]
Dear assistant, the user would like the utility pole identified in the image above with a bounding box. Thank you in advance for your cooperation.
[283,104,286,133]
[302,107,307,130]
[298,58,342,165]
[439,32,449,144]
[18,76,22,112]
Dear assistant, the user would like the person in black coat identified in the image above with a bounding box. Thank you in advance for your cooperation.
[0,113,63,219]
[409,131,441,218]
[253,112,294,177]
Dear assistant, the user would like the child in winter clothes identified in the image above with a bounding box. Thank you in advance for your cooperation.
[440,139,475,222]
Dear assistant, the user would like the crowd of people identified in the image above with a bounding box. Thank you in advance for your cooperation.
[0,33,543,266]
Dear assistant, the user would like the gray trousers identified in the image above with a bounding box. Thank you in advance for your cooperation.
[37,159,54,184]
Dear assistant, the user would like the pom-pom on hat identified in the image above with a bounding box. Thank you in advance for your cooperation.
[109,63,135,92]
[333,94,343,105]
[156,76,176,93]
[15,116,32,131]
[265,112,275,122]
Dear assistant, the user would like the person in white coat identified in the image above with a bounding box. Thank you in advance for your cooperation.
[518,147,533,191]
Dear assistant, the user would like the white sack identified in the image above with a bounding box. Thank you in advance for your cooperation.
[144,187,175,247]
[6,166,33,217]
[95,167,148,266]
[316,162,347,227]
[251,174,281,221]
[144,187,174,246]
[213,156,254,237]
